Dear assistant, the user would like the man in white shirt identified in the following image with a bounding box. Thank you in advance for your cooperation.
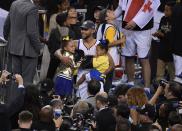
[114,0,160,90]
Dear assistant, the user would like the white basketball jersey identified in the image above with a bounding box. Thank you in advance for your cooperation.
[78,39,100,56]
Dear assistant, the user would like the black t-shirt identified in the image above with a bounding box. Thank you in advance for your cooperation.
[96,108,116,131]
[171,4,182,56]
[158,16,173,62]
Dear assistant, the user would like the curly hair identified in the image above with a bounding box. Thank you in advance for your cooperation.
[126,87,148,107]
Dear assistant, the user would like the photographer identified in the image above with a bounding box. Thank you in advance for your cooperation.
[0,70,25,131]
[31,105,62,131]
[149,81,182,130]
[150,81,182,105]
[71,101,90,118]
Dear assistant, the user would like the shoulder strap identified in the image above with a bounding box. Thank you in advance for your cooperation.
[104,23,121,40]
[101,23,106,40]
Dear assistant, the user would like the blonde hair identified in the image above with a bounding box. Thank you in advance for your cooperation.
[72,101,89,116]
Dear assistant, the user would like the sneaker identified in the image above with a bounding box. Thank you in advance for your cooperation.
[120,73,128,83]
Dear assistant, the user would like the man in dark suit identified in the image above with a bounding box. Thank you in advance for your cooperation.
[94,92,116,131]
[0,71,25,131]
[3,0,43,84]
[12,110,33,131]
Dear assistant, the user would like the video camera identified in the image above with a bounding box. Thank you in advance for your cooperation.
[58,112,95,131]
[72,112,96,131]
[60,97,95,131]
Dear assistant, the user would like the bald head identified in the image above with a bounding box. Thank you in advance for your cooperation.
[96,92,108,105]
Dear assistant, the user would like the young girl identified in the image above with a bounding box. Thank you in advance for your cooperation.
[76,39,114,88]
[54,39,79,97]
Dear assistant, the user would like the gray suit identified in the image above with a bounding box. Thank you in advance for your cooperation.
[3,0,43,84]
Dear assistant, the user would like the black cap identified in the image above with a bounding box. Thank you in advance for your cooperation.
[80,20,95,29]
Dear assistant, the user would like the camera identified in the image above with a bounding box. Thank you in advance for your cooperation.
[159,79,168,88]
[84,113,96,126]
[51,96,96,131]
[71,113,96,131]
[7,73,16,80]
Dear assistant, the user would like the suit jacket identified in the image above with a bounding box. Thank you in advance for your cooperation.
[31,121,56,131]
[96,108,116,131]
[3,0,42,58]
[0,87,25,131]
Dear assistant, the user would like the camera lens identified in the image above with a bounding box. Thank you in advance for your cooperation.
[159,79,168,88]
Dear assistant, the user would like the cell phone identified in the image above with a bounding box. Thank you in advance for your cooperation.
[54,109,62,119]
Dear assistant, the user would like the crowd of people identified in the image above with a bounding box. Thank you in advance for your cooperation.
[0,0,182,131]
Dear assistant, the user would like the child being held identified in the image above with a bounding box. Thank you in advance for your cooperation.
[76,39,114,89]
